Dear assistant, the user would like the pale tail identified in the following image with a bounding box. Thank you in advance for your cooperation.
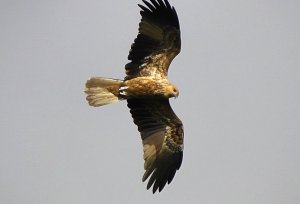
[85,77,123,107]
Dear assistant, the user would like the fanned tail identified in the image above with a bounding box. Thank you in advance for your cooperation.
[84,77,124,107]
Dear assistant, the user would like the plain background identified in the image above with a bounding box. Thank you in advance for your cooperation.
[1,0,299,203]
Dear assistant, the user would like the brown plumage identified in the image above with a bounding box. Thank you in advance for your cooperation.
[84,0,183,193]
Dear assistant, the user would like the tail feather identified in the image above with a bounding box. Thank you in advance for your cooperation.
[85,77,123,107]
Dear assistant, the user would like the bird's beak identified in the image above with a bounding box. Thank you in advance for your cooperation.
[174,92,179,98]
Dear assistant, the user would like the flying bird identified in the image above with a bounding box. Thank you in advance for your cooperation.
[84,0,183,193]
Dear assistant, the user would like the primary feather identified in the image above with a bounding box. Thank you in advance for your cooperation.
[84,0,184,193]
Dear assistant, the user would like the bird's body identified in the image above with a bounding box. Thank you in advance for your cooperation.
[84,0,184,193]
[86,76,178,104]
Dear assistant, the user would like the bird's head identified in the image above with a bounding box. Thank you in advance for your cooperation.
[165,84,179,98]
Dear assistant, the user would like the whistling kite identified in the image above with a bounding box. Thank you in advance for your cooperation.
[85,0,183,193]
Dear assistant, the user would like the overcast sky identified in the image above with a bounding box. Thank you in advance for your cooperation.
[1,0,300,203]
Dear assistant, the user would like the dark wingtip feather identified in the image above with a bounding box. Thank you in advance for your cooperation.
[138,4,150,14]
[126,0,181,78]
[149,0,160,9]
[143,150,183,193]
[142,0,156,12]
[140,0,180,29]
[164,0,171,9]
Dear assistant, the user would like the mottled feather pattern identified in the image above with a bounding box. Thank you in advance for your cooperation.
[125,0,181,79]
[123,77,171,98]
[165,125,184,151]
[124,1,184,191]
[84,0,183,193]
[127,99,183,193]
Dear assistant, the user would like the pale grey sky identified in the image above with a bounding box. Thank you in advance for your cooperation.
[1,0,300,203]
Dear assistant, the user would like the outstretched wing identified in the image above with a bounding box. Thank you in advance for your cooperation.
[127,99,184,193]
[125,0,181,79]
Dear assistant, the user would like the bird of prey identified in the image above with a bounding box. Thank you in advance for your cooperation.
[84,0,183,193]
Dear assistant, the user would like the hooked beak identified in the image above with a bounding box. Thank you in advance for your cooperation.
[174,92,179,98]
